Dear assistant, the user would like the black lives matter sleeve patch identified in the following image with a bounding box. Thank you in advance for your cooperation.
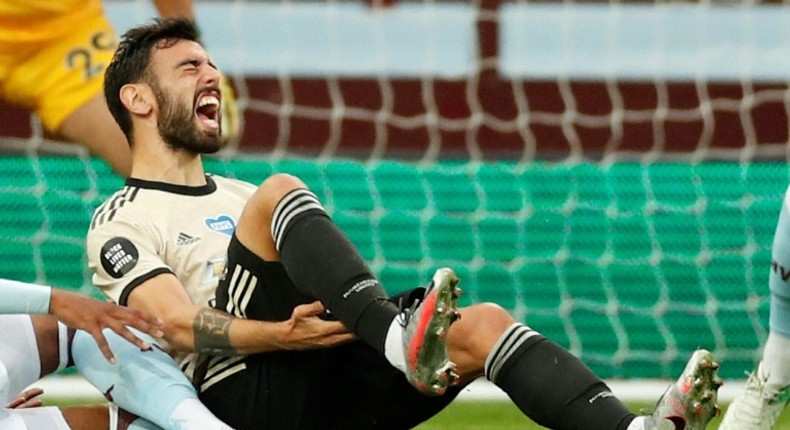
[100,237,139,279]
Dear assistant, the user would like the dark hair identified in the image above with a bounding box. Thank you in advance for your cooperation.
[104,18,201,143]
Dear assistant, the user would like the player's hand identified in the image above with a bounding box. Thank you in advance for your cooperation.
[5,388,44,409]
[49,289,164,363]
[281,301,354,350]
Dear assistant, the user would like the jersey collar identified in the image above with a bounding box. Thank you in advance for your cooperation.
[125,175,218,196]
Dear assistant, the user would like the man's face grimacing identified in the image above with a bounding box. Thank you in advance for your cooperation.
[148,39,224,154]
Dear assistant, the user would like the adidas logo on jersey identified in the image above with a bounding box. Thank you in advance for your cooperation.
[177,233,201,246]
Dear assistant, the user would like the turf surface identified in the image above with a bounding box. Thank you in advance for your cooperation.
[46,398,790,429]
[414,401,790,429]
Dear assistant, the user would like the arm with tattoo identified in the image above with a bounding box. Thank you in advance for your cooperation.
[127,274,353,355]
[192,308,235,355]
[184,303,353,355]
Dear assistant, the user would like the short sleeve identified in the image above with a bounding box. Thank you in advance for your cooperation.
[87,211,173,305]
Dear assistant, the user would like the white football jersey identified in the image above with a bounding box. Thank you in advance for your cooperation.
[87,174,256,364]
[0,315,41,404]
[0,359,9,404]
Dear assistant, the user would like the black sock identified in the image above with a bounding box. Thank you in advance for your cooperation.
[272,188,398,354]
[486,324,636,430]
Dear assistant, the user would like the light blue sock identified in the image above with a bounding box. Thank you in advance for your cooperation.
[762,194,790,386]
[71,328,195,429]
[129,417,161,430]
[769,197,790,339]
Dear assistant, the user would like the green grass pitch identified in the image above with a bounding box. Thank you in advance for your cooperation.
[414,401,790,429]
[48,399,790,429]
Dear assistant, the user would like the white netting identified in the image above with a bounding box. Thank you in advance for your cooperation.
[2,0,790,380]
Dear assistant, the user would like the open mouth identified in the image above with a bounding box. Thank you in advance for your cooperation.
[195,91,221,133]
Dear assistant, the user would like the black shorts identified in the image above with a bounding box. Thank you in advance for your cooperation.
[200,235,466,430]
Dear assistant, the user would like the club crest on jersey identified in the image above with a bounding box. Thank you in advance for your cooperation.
[100,237,139,279]
[205,215,236,236]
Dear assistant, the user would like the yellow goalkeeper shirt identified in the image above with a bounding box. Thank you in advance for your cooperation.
[0,0,103,43]
[0,0,116,131]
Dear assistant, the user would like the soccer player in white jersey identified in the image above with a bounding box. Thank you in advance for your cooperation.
[88,17,723,430]
[719,186,790,429]
[0,278,233,430]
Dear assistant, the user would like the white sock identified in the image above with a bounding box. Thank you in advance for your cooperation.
[760,331,790,387]
[626,416,676,430]
[383,315,406,373]
[108,404,159,430]
[626,416,648,430]
[169,398,234,430]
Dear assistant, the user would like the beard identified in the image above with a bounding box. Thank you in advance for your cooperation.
[151,81,223,154]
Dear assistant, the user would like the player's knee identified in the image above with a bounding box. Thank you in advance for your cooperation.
[458,303,515,337]
[260,173,308,197]
[448,303,515,376]
[252,173,311,215]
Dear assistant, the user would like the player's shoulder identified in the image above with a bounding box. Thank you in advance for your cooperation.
[209,173,257,194]
[89,183,147,231]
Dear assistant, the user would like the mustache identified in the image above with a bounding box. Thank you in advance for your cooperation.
[196,85,222,100]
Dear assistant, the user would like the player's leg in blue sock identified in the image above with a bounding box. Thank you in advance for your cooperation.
[719,186,790,430]
[128,420,160,430]
[764,197,790,386]
[71,328,231,430]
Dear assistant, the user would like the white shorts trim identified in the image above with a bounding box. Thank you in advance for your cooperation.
[0,406,71,430]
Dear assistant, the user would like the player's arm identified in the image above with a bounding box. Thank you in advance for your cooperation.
[151,0,195,21]
[49,289,165,361]
[128,273,353,356]
[0,278,163,362]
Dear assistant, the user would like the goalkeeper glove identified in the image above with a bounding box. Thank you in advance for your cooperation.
[220,73,241,143]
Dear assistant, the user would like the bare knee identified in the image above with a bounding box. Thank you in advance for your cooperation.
[254,173,309,216]
[446,303,516,381]
[235,173,312,259]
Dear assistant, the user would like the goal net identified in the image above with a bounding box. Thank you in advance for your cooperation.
[2,0,790,381]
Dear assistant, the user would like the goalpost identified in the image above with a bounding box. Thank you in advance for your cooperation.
[2,0,790,399]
